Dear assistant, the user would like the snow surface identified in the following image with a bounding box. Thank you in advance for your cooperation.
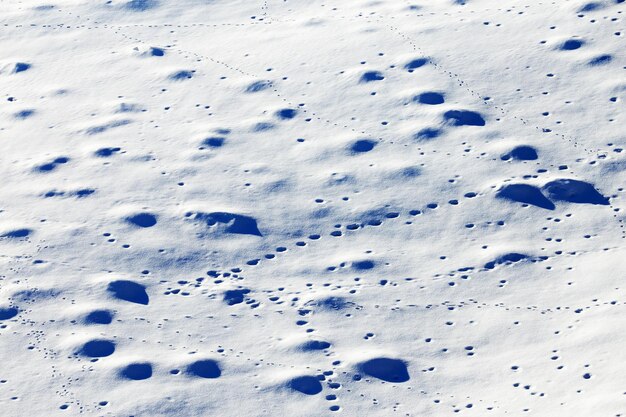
[0,0,625,415]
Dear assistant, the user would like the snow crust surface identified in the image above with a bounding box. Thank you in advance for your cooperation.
[0,0,625,415]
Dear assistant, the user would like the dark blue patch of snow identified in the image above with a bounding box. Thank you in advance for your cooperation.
[414,128,442,140]
[288,376,323,395]
[496,184,555,210]
[79,340,116,357]
[350,139,377,153]
[415,92,445,105]
[202,137,225,148]
[15,109,35,119]
[108,280,149,305]
[120,363,152,380]
[542,179,609,205]
[276,108,297,119]
[84,310,114,325]
[360,71,384,82]
[0,307,19,320]
[95,147,121,157]
[245,80,272,93]
[443,110,486,126]
[404,58,428,71]
[484,253,529,270]
[1,229,32,238]
[560,39,584,50]
[126,213,157,228]
[300,340,331,351]
[588,54,612,66]
[187,359,221,378]
[169,70,193,81]
[13,62,31,73]
[223,289,250,306]
[352,260,375,270]
[196,212,262,236]
[501,145,538,161]
[358,358,410,383]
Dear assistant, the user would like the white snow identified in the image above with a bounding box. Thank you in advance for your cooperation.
[0,0,624,415]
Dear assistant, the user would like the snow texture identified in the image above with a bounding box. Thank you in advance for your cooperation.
[0,0,624,416]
